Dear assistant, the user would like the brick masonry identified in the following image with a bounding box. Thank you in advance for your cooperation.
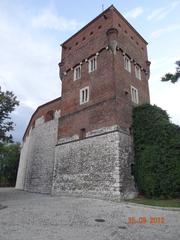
[16,5,150,199]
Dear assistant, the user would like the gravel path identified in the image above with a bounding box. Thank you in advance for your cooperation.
[0,188,179,240]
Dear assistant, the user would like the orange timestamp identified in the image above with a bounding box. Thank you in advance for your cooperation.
[128,216,165,224]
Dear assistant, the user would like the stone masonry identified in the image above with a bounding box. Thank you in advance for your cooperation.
[16,5,150,199]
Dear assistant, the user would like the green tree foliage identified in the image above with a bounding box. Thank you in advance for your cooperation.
[0,86,20,186]
[161,61,180,83]
[133,104,180,198]
[0,143,20,186]
[0,87,19,142]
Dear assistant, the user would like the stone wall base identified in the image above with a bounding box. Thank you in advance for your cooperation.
[52,127,137,199]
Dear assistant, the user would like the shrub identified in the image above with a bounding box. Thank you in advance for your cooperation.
[133,104,180,198]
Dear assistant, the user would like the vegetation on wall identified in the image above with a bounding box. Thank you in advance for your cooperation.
[133,104,180,198]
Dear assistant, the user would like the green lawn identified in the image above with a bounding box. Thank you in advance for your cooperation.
[126,197,180,208]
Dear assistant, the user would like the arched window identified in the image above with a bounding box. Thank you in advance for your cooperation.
[45,110,54,122]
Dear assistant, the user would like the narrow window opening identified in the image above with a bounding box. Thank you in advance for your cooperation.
[124,55,131,73]
[74,65,81,80]
[80,87,89,105]
[131,86,139,104]
[89,56,97,73]
[131,164,135,176]
[45,110,54,122]
[135,65,141,80]
[80,128,86,139]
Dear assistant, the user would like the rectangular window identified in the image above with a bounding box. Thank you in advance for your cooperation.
[80,128,86,139]
[74,65,81,80]
[88,56,97,73]
[124,55,131,73]
[131,86,139,104]
[80,86,89,104]
[135,65,141,80]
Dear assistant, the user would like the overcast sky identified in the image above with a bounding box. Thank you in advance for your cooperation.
[0,0,180,142]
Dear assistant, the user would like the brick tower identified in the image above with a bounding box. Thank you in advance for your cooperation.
[16,5,150,199]
[52,5,150,198]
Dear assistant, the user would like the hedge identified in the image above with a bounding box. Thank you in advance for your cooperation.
[133,104,180,198]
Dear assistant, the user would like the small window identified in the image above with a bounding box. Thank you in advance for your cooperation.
[45,110,54,122]
[131,163,135,176]
[74,65,81,80]
[80,86,89,105]
[32,120,35,129]
[131,86,139,104]
[80,128,86,139]
[124,55,131,73]
[88,56,97,73]
[135,65,141,80]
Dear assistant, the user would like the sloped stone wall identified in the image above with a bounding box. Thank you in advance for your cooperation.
[16,111,60,194]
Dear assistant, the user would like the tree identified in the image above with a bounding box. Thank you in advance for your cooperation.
[0,87,20,186]
[0,143,20,186]
[161,61,180,83]
[0,87,19,142]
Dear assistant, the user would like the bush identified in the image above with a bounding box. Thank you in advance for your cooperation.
[133,104,180,198]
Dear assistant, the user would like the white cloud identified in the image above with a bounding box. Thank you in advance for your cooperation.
[0,7,61,140]
[125,6,143,19]
[32,9,83,31]
[147,0,180,21]
[151,24,180,38]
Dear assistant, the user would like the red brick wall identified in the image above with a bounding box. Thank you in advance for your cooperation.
[23,6,150,141]
[23,98,62,141]
[58,6,150,138]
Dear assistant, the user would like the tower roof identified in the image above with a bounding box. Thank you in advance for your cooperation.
[61,5,147,46]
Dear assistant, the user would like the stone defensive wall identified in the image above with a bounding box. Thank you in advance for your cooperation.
[16,97,62,193]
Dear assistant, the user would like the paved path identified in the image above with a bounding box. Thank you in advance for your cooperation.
[0,188,179,240]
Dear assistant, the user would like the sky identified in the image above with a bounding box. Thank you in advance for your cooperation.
[0,0,180,142]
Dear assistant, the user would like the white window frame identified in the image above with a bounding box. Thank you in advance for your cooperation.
[124,55,131,73]
[88,56,97,73]
[80,86,89,105]
[135,65,141,80]
[131,86,139,104]
[74,65,81,81]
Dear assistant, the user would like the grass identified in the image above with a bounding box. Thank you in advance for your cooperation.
[126,197,180,208]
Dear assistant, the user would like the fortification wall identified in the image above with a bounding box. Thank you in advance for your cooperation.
[16,110,60,194]
[16,133,31,189]
[52,125,137,199]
